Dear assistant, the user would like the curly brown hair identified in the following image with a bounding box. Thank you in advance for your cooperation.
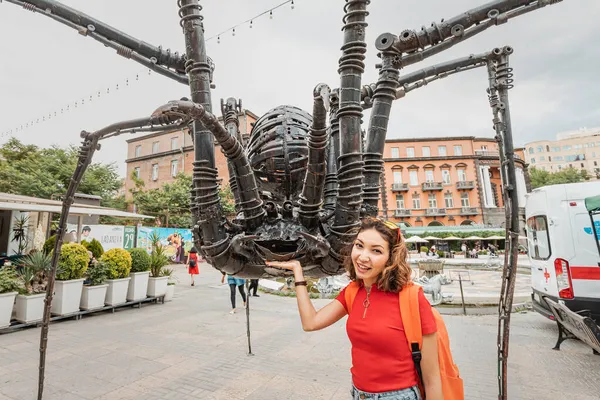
[342,218,412,293]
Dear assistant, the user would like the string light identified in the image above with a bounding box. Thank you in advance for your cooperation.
[1,1,298,138]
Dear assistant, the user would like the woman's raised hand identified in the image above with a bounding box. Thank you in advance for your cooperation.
[265,260,302,272]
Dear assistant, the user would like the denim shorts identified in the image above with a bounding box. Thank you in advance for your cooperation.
[351,385,421,400]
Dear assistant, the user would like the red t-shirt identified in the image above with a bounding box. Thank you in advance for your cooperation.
[336,284,437,393]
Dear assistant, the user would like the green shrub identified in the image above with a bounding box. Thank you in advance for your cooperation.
[86,261,109,286]
[82,239,104,259]
[420,246,429,253]
[100,248,132,279]
[43,235,57,255]
[150,244,169,277]
[17,251,52,294]
[129,248,151,273]
[0,268,23,294]
[56,243,89,280]
[436,250,444,258]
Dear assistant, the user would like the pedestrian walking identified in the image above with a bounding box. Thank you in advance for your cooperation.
[226,275,246,314]
[187,247,200,286]
[266,218,454,400]
[248,279,260,297]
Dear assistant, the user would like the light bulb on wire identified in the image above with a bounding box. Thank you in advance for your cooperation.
[269,10,273,19]
[291,0,295,9]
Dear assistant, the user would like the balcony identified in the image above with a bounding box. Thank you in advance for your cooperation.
[421,181,443,191]
[456,180,475,190]
[460,207,478,215]
[475,150,500,157]
[425,208,446,216]
[391,183,409,192]
[394,209,411,217]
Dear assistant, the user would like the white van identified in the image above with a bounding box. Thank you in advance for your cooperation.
[525,181,600,322]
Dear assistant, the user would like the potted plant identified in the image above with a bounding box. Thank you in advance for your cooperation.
[80,261,109,311]
[127,248,151,302]
[0,268,22,329]
[15,251,51,323]
[101,248,132,306]
[147,235,169,297]
[162,267,178,302]
[82,238,104,259]
[52,243,89,316]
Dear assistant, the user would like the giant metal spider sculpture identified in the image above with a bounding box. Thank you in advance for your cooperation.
[4,0,566,399]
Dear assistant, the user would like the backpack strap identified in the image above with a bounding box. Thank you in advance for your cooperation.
[343,281,360,314]
[399,284,425,397]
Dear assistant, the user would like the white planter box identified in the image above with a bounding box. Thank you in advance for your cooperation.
[0,292,17,329]
[80,284,108,311]
[105,278,131,306]
[164,284,175,302]
[15,293,45,323]
[127,271,150,301]
[52,279,85,316]
[147,276,168,297]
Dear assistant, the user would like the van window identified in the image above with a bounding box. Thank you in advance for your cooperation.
[527,216,551,260]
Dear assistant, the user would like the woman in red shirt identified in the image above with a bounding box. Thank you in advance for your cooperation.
[266,218,442,399]
[187,247,200,286]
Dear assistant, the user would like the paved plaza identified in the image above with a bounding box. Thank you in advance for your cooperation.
[1,263,599,400]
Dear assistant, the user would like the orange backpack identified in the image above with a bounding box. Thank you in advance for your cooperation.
[344,282,464,400]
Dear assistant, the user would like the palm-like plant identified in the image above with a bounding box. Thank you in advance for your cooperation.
[149,232,169,277]
[18,251,52,294]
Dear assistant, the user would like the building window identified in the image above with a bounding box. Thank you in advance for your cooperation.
[171,137,179,150]
[537,146,543,152]
[442,169,451,184]
[562,145,571,151]
[444,193,454,208]
[152,141,160,154]
[540,156,545,161]
[425,169,434,182]
[409,170,419,186]
[548,156,552,162]
[171,160,178,177]
[151,164,159,181]
[481,145,488,151]
[135,145,142,157]
[454,145,463,156]
[546,145,550,152]
[581,163,585,168]
[457,168,466,182]
[391,147,399,158]
[595,161,598,166]
[396,194,404,209]
[531,158,535,163]
[528,148,534,154]
[134,167,140,178]
[393,171,402,183]
[412,197,421,209]
[460,192,470,207]
[422,147,431,157]
[407,147,415,158]
[552,146,560,152]
[438,146,447,156]
[428,194,437,208]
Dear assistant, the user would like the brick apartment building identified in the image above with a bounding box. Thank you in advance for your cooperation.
[380,137,529,228]
[123,109,259,204]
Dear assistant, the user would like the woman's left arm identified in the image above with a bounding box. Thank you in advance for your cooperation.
[421,333,443,400]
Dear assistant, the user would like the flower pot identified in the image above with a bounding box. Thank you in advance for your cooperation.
[104,277,131,306]
[0,292,17,329]
[51,279,85,316]
[15,293,45,323]
[164,284,175,302]
[127,271,150,302]
[80,284,108,311]
[147,276,168,297]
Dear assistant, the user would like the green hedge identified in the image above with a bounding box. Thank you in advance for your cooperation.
[129,248,151,273]
[57,243,89,281]
[43,235,56,255]
[100,248,132,279]
[82,239,104,259]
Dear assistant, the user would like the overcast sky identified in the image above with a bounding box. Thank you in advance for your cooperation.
[1,0,598,177]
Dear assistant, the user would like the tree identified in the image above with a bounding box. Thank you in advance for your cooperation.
[0,138,122,201]
[131,173,236,228]
[530,167,589,189]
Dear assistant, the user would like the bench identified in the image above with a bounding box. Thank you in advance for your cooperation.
[417,260,444,279]
[545,298,600,355]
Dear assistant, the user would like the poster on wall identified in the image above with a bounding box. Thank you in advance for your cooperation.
[136,227,193,262]
[66,224,127,251]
